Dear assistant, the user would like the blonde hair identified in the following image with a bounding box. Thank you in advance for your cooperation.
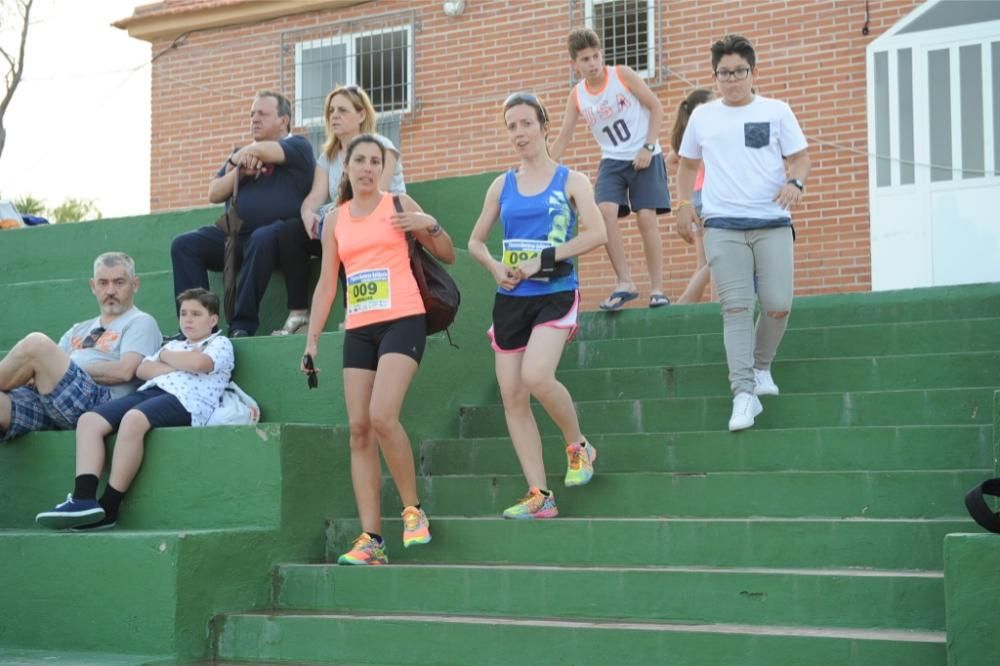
[320,85,378,161]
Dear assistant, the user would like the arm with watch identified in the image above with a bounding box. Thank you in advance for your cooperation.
[619,65,664,171]
[775,148,810,210]
[391,193,456,264]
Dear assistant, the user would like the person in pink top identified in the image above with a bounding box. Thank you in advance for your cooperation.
[667,89,715,304]
[302,134,455,565]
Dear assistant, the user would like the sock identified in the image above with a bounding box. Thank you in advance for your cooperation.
[73,474,99,501]
[365,531,383,544]
[99,485,125,519]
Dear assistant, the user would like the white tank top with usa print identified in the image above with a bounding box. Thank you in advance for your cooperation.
[574,65,660,161]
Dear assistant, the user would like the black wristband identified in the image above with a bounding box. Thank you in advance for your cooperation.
[537,247,557,276]
[227,156,238,168]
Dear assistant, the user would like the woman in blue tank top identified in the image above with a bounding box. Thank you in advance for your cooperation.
[468,92,607,520]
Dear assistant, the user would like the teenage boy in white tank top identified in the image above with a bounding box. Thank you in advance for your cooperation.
[552,28,671,311]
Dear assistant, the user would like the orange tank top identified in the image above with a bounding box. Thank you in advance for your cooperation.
[334,193,425,329]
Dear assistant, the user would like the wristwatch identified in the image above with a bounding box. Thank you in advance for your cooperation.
[787,178,805,191]
[643,143,656,153]
[428,223,442,237]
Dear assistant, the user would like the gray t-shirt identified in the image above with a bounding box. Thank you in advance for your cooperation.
[59,307,162,399]
[317,133,406,203]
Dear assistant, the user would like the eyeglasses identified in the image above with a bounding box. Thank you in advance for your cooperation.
[302,353,318,390]
[503,92,549,122]
[81,327,106,349]
[714,67,752,81]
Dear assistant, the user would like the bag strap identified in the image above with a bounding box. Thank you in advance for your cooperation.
[965,478,1000,534]
[398,194,429,292]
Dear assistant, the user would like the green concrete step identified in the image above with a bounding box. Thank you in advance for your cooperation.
[458,388,996,438]
[419,425,992,475]
[383,469,987,519]
[574,282,1000,340]
[0,649,168,665]
[214,612,945,665]
[551,352,1000,400]
[326,516,977,571]
[0,528,283,658]
[0,425,351,531]
[562,318,1000,370]
[275,562,944,631]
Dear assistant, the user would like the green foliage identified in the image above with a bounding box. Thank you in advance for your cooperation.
[14,193,44,216]
[48,197,101,224]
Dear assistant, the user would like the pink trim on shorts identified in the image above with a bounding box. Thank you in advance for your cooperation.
[486,290,580,354]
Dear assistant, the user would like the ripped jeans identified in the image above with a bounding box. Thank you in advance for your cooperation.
[704,226,793,396]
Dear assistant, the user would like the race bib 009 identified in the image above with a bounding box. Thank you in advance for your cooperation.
[346,268,391,315]
[502,239,552,269]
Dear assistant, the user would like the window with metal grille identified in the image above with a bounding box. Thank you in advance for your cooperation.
[585,0,656,78]
[293,24,412,147]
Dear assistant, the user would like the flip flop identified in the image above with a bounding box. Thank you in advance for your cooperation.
[599,290,640,311]
[649,293,671,308]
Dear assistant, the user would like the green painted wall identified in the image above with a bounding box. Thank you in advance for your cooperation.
[945,534,1000,665]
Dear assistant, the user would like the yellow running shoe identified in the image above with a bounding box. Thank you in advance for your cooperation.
[564,440,597,487]
[402,506,431,548]
[502,487,558,519]
[337,533,388,565]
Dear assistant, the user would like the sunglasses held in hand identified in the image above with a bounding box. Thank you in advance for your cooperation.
[302,353,318,390]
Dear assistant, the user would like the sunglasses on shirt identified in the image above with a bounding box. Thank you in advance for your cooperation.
[81,327,106,349]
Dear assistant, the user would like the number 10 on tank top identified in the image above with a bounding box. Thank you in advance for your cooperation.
[346,268,391,315]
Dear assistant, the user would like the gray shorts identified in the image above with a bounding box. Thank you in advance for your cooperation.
[595,153,671,218]
[2,361,111,442]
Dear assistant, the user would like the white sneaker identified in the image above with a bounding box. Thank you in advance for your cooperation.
[729,393,763,432]
[753,368,780,396]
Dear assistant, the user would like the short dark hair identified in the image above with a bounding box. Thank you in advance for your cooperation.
[256,90,292,132]
[568,28,601,59]
[711,34,756,72]
[176,288,220,316]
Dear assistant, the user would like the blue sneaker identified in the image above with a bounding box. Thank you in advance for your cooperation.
[36,494,105,530]
[71,515,118,531]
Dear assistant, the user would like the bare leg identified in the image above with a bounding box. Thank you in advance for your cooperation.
[343,368,380,535]
[76,412,114,477]
[368,353,421,508]
[676,232,711,304]
[521,326,582,444]
[107,410,152,492]
[495,351,547,489]
[635,209,664,297]
[0,392,11,432]
[599,202,636,299]
[0,333,71,394]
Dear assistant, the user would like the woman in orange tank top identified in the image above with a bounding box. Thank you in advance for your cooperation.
[302,135,455,565]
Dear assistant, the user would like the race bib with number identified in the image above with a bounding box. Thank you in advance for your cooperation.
[502,239,553,269]
[346,268,391,315]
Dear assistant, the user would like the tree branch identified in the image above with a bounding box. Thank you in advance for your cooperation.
[0,0,33,118]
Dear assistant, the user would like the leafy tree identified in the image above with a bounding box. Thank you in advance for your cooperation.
[49,197,101,224]
[14,192,43,215]
[0,0,33,160]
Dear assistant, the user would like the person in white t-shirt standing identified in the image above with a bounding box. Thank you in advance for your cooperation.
[676,34,810,432]
[552,29,671,310]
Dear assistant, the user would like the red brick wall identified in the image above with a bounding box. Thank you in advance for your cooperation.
[147,0,921,309]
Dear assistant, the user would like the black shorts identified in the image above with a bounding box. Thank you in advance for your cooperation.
[343,314,427,371]
[91,386,192,429]
[488,290,579,353]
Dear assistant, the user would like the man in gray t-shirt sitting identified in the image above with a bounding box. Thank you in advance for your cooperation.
[0,252,162,442]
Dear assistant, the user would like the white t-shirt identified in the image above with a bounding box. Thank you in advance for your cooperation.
[59,307,162,400]
[679,95,807,227]
[317,133,405,204]
[139,333,235,427]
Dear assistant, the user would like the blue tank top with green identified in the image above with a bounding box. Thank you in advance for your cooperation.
[498,165,577,297]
